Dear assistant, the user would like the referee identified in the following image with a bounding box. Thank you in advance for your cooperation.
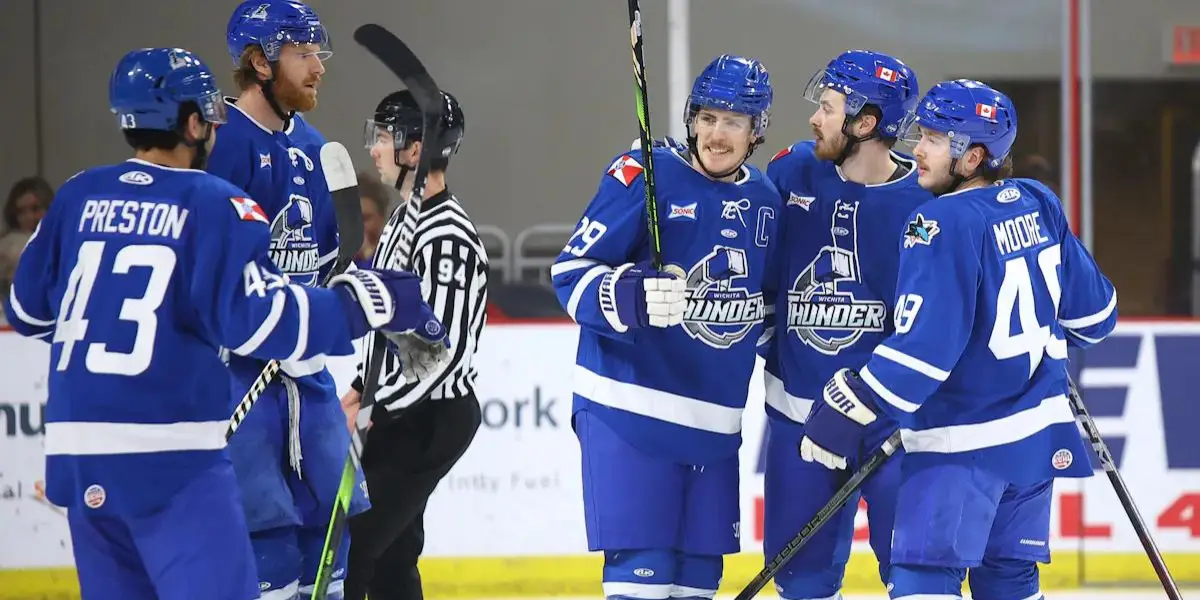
[342,89,488,600]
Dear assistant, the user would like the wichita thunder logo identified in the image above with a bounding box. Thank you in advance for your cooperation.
[681,246,766,349]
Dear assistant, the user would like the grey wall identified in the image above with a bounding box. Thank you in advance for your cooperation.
[2,0,1198,235]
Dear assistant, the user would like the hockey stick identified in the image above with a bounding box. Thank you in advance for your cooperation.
[224,141,363,441]
[626,0,671,272]
[310,24,445,600]
[733,430,903,600]
[1067,378,1183,599]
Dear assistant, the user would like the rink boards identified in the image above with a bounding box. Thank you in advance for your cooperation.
[2,322,1199,598]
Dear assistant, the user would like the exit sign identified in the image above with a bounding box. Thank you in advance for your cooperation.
[1168,24,1200,65]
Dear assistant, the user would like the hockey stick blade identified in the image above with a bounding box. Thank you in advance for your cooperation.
[354,24,443,113]
[224,142,363,442]
[733,431,903,600]
[322,141,365,280]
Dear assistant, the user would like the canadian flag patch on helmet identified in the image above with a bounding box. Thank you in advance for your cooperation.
[875,66,899,82]
[976,103,998,119]
[229,196,269,224]
[607,155,645,187]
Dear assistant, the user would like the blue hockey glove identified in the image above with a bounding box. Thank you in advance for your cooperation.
[330,269,446,339]
[597,261,687,333]
[800,368,888,470]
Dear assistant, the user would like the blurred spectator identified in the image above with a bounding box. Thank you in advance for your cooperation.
[355,172,392,269]
[0,176,55,325]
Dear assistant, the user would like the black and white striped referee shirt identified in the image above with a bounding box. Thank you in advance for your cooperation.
[352,189,488,412]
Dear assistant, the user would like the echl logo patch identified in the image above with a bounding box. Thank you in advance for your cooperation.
[606,155,644,187]
[903,214,941,248]
[230,196,269,224]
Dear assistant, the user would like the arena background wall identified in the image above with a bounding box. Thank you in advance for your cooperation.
[2,0,1199,236]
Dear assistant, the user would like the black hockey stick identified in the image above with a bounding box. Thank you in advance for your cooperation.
[310,24,445,600]
[1067,378,1183,599]
[626,0,671,272]
[733,430,903,600]
[224,141,363,441]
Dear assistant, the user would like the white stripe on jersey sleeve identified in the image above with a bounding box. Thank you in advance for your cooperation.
[1059,290,1117,329]
[231,288,287,356]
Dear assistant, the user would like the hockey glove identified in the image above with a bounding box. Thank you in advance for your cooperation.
[800,368,888,470]
[330,269,446,339]
[384,326,452,384]
[597,261,687,333]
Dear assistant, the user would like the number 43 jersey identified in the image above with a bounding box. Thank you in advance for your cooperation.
[859,177,1118,485]
[552,146,782,466]
[3,159,358,516]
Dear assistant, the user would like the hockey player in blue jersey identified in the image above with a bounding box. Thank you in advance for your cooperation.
[762,49,929,600]
[799,80,1118,600]
[1,47,446,600]
[211,2,385,598]
[552,54,779,600]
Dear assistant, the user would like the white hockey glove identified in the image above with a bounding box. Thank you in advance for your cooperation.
[385,331,452,384]
[799,368,881,470]
[597,261,687,333]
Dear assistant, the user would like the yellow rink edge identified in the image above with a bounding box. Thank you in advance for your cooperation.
[2,551,1198,599]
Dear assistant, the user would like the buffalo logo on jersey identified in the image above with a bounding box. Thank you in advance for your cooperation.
[269,194,322,285]
[786,200,886,355]
[903,214,940,248]
[681,246,766,349]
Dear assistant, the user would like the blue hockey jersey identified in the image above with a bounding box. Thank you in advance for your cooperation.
[552,147,781,465]
[2,160,358,516]
[763,140,934,426]
[857,178,1118,485]
[208,101,340,385]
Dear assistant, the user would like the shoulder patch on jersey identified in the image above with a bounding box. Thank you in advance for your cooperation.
[770,146,792,163]
[229,196,269,224]
[996,186,1021,203]
[119,171,154,186]
[607,154,644,187]
[903,213,941,248]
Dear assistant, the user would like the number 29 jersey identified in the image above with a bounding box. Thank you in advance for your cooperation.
[551,146,782,465]
[859,178,1118,485]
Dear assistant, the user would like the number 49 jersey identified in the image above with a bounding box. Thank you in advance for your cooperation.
[859,178,1118,485]
[763,140,934,425]
[552,146,781,466]
[2,160,358,517]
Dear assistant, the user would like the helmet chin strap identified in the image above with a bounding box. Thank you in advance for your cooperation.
[182,124,215,170]
[392,148,414,192]
[833,114,877,167]
[256,63,294,125]
[933,158,983,196]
